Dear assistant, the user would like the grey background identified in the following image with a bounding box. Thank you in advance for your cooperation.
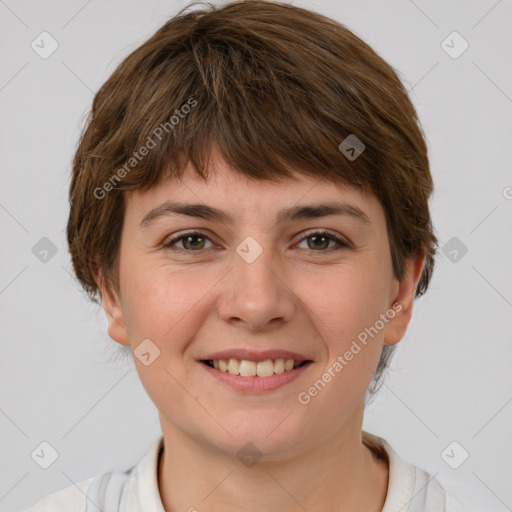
[1,0,511,510]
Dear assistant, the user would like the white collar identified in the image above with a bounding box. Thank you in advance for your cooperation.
[126,431,444,511]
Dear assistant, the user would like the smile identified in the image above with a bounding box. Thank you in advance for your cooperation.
[200,358,313,393]
[202,358,308,377]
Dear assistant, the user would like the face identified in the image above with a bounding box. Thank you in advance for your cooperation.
[99,152,423,459]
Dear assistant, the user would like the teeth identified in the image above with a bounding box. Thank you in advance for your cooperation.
[274,358,285,374]
[227,358,240,375]
[257,359,274,377]
[239,360,257,377]
[209,358,304,377]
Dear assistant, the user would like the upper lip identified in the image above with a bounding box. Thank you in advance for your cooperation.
[201,349,311,362]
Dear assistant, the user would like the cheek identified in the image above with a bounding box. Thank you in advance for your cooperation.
[119,264,214,419]
[120,262,219,344]
[298,259,391,398]
[302,261,390,342]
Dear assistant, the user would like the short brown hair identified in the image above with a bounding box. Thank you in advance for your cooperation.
[66,0,437,396]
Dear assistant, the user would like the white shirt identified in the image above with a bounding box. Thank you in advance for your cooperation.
[20,432,465,512]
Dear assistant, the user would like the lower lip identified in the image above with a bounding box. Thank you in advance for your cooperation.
[200,361,312,393]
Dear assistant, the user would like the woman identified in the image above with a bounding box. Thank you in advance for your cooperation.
[23,1,463,510]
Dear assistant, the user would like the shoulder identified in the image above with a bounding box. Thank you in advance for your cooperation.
[19,477,95,512]
[410,467,467,512]
[362,431,461,512]
[409,465,449,511]
[17,436,162,512]
[19,469,134,512]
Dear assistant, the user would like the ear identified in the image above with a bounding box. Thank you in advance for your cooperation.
[383,256,425,346]
[95,269,130,346]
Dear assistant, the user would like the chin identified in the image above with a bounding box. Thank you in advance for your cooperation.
[204,411,310,459]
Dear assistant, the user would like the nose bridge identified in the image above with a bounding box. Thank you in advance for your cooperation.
[218,234,295,329]
[235,234,280,292]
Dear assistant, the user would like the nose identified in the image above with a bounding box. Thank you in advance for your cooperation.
[216,237,296,332]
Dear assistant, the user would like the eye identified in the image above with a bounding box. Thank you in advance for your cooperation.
[296,230,350,251]
[163,231,214,252]
[162,229,350,254]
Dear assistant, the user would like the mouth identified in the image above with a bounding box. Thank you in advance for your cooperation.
[199,351,313,393]
[201,358,311,377]
[198,349,313,392]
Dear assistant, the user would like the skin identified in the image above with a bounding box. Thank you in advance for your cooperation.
[97,149,425,512]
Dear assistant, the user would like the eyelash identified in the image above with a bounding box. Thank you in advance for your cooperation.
[162,230,350,254]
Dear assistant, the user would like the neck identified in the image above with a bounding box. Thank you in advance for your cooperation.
[157,420,389,512]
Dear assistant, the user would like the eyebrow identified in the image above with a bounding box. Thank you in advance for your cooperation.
[139,201,371,228]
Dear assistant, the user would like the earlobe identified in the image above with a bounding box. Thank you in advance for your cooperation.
[94,269,131,346]
[383,256,425,346]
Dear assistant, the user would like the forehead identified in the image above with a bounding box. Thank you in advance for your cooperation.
[124,155,384,228]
